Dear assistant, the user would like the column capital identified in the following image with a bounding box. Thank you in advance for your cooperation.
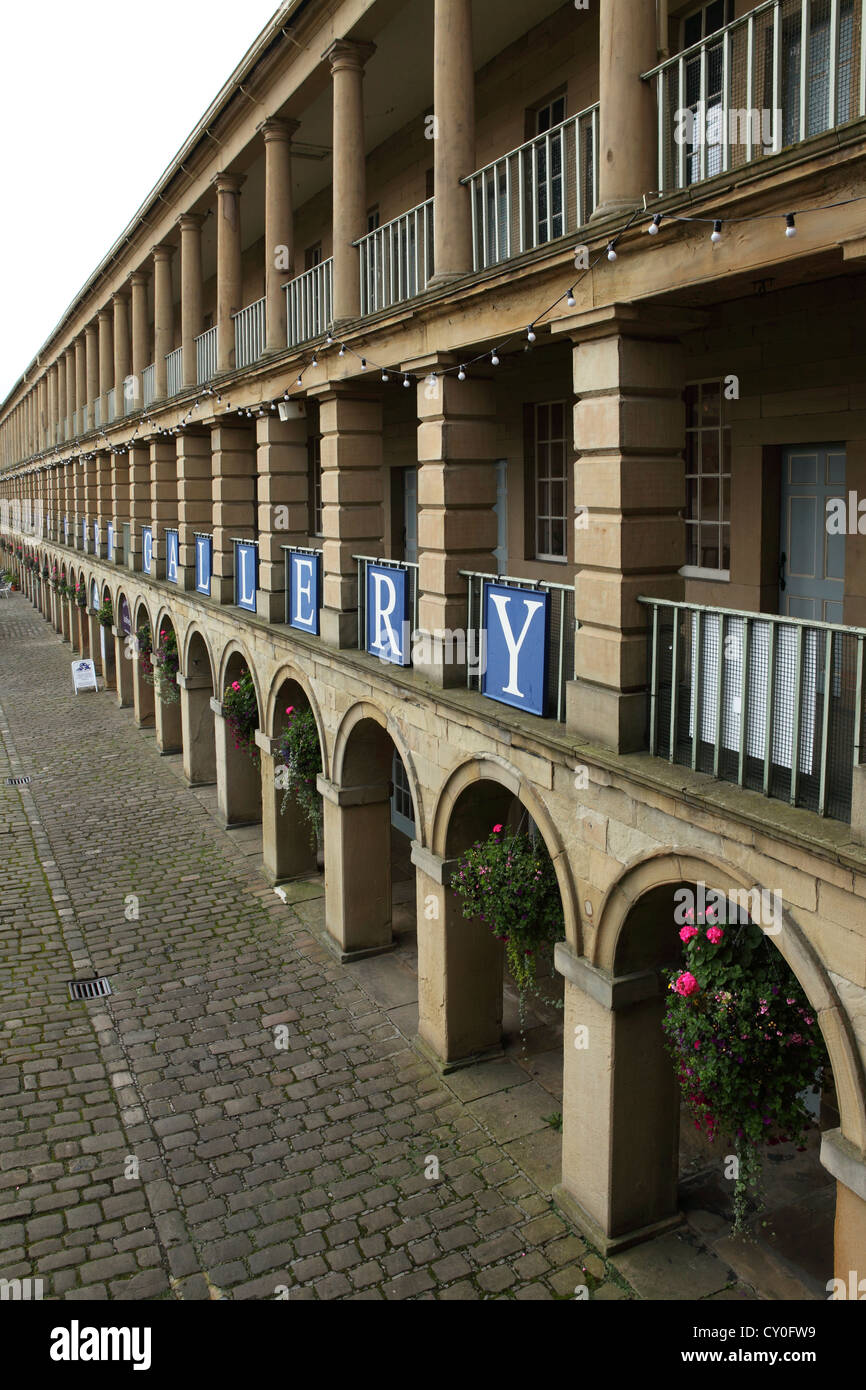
[260,116,301,143]
[84,322,98,339]
[324,38,376,73]
[212,171,246,196]
[112,287,130,305]
[128,269,150,288]
[178,212,205,233]
[97,307,112,324]
[152,242,175,263]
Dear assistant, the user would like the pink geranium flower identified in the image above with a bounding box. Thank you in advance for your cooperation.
[674,972,699,998]
[706,926,724,944]
[232,681,240,692]
[679,926,699,943]
[493,824,503,833]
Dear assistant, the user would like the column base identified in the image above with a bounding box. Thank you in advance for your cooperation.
[591,198,646,221]
[426,270,469,289]
[413,1032,504,1076]
[317,921,396,965]
[565,679,647,754]
[552,1183,684,1255]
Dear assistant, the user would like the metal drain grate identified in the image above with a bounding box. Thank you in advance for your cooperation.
[68,977,112,1002]
[5,776,31,787]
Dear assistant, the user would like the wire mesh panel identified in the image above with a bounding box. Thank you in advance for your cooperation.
[642,597,864,823]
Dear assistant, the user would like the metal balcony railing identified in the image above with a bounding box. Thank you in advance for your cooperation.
[196,328,217,385]
[166,347,183,398]
[233,298,265,369]
[640,597,866,823]
[462,570,575,722]
[462,106,599,271]
[642,0,865,193]
[286,260,333,348]
[142,364,156,409]
[355,200,434,315]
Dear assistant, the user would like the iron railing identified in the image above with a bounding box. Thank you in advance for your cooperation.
[233,298,265,369]
[286,260,333,348]
[642,0,864,193]
[355,200,434,315]
[355,555,420,660]
[196,327,217,385]
[640,597,866,823]
[282,544,323,625]
[166,347,183,398]
[142,364,156,409]
[462,570,575,722]
[462,106,599,271]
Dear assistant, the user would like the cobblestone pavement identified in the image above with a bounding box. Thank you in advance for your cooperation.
[0,594,642,1301]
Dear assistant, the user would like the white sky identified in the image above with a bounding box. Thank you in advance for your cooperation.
[0,0,280,405]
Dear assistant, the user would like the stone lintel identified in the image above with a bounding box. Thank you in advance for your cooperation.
[316,775,390,808]
[410,841,460,887]
[554,941,659,1010]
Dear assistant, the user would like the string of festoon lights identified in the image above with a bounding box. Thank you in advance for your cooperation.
[20,189,866,481]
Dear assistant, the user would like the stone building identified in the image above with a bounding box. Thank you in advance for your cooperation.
[1,0,865,1285]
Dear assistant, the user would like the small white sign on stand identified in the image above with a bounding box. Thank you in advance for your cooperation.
[72,660,99,695]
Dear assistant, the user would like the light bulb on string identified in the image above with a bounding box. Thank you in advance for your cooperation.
[339,345,346,358]
[711,220,723,244]
[491,351,500,366]
[402,375,411,388]
[360,358,367,370]
[607,243,618,262]
[381,370,389,383]
[566,288,576,307]
[311,353,318,367]
[526,327,536,343]
[648,214,662,235]
[785,213,797,238]
[457,365,466,381]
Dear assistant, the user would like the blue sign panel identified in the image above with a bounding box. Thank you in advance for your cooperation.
[288,552,321,635]
[166,530,179,585]
[142,527,153,576]
[195,536,212,596]
[366,564,409,667]
[107,523,114,560]
[235,541,258,613]
[482,583,550,717]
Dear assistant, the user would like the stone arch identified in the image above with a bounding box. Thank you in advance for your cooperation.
[182,624,217,688]
[594,848,866,1153]
[265,663,330,781]
[332,699,425,846]
[431,754,580,953]
[217,638,263,716]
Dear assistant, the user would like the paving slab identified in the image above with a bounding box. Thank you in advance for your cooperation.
[613,1230,737,1301]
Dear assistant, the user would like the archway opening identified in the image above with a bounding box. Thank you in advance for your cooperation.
[132,601,155,728]
[614,881,835,1299]
[151,615,182,756]
[181,630,216,787]
[266,677,325,885]
[114,592,134,709]
[98,585,116,690]
[217,650,262,828]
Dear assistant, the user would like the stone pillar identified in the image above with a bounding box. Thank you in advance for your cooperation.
[130,270,150,413]
[326,40,374,325]
[413,844,503,1067]
[154,660,183,756]
[178,673,216,786]
[177,431,212,590]
[213,173,245,374]
[110,451,130,567]
[127,444,151,571]
[412,364,497,686]
[595,0,658,217]
[211,422,256,604]
[316,388,383,647]
[113,624,135,708]
[133,638,155,728]
[153,244,175,400]
[431,0,475,284]
[262,118,299,353]
[149,439,178,580]
[553,945,682,1253]
[47,369,57,449]
[256,412,309,622]
[94,452,111,559]
[65,350,75,437]
[74,336,86,430]
[113,290,131,419]
[318,774,392,960]
[257,732,318,885]
[212,699,262,827]
[57,364,66,447]
[82,455,98,551]
[85,324,99,428]
[179,215,204,389]
[98,308,113,413]
[820,1130,866,1284]
[564,307,685,753]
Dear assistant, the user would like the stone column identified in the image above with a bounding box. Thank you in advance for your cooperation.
[85,324,99,429]
[133,640,155,728]
[211,699,262,827]
[413,844,503,1066]
[126,444,151,571]
[149,439,178,580]
[256,412,309,622]
[257,732,318,885]
[212,173,245,374]
[553,945,682,1253]
[315,387,383,647]
[98,308,113,415]
[179,215,204,389]
[431,0,475,284]
[177,431,212,590]
[113,624,135,708]
[318,774,392,960]
[130,270,151,413]
[153,244,175,400]
[113,290,131,418]
[57,361,66,445]
[262,118,299,353]
[211,422,256,603]
[83,455,98,552]
[110,450,129,566]
[595,0,658,217]
[821,1131,866,1284]
[94,451,112,559]
[74,336,86,432]
[563,306,685,753]
[412,363,498,686]
[47,369,57,449]
[154,658,183,756]
[65,350,75,437]
[326,40,375,325]
[178,673,216,786]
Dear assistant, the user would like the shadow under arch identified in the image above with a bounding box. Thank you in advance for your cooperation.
[217,637,263,717]
[332,699,426,847]
[182,623,217,689]
[265,663,330,782]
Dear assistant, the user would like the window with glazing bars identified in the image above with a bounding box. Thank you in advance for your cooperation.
[530,401,568,561]
[684,380,731,571]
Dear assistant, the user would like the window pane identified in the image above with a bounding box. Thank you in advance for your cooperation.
[550,518,565,557]
[684,385,700,429]
[686,522,699,566]
[701,475,720,519]
[550,481,565,521]
[549,401,565,441]
[700,431,720,475]
[700,381,720,426]
[700,524,720,568]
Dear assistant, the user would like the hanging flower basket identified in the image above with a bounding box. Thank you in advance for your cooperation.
[136,621,153,679]
[275,706,323,847]
[74,583,86,609]
[97,599,114,630]
[222,669,260,765]
[452,825,563,991]
[663,908,825,1232]
[144,626,180,704]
